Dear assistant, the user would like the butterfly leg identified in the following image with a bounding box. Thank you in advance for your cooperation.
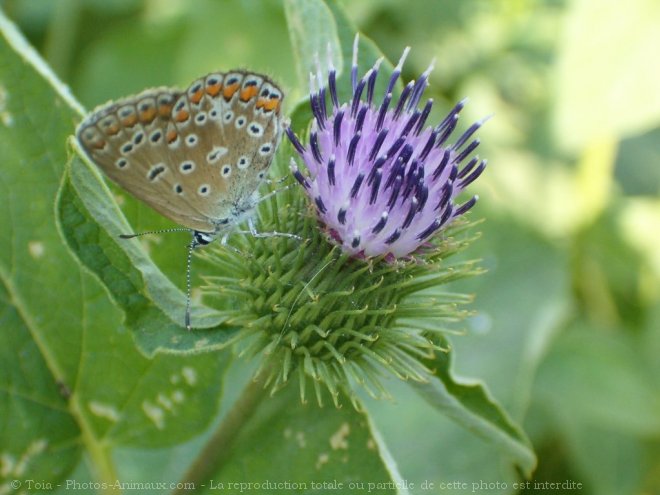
[263,175,288,186]
[219,233,244,254]
[238,217,302,241]
[256,184,292,205]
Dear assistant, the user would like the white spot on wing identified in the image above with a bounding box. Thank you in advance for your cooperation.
[207,146,228,164]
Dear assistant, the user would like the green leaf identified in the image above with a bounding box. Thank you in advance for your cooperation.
[285,0,398,133]
[198,383,406,495]
[534,324,660,436]
[284,0,342,90]
[58,153,240,356]
[0,9,230,488]
[412,336,537,478]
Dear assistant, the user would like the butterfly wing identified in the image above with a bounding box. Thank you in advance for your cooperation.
[76,71,284,233]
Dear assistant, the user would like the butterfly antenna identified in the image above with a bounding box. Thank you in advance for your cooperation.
[119,227,191,239]
[184,236,198,331]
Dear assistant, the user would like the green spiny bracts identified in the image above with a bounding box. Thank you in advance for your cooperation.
[200,171,482,408]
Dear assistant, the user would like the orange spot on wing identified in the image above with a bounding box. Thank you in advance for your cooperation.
[121,115,138,127]
[91,139,106,150]
[240,85,259,102]
[105,123,120,135]
[166,129,178,143]
[262,98,280,112]
[139,107,157,123]
[190,88,204,104]
[223,83,240,100]
[206,82,222,97]
[158,103,173,117]
[175,110,190,123]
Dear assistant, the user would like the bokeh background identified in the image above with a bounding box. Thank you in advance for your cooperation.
[3,0,659,493]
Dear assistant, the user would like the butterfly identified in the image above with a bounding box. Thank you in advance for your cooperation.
[76,70,293,329]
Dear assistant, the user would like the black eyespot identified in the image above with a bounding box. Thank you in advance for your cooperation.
[227,77,239,85]
[139,102,150,112]
[245,79,258,87]
[191,82,202,93]
[148,165,166,181]
[195,113,206,123]
[182,162,193,171]
[223,166,231,175]
[260,89,270,97]
[175,184,183,194]
[150,131,162,143]
[207,77,219,85]
[117,158,128,168]
[121,143,133,153]
[133,132,144,144]
[175,100,185,111]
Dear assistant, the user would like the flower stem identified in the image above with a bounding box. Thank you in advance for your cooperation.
[171,369,270,494]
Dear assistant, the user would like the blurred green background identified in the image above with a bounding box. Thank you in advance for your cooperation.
[2,0,659,493]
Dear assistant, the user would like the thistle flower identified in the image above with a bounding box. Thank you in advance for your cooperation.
[202,38,486,407]
[286,36,487,258]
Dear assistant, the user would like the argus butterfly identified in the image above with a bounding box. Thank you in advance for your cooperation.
[75,70,293,329]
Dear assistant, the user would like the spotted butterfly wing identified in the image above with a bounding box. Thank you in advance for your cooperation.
[76,71,284,234]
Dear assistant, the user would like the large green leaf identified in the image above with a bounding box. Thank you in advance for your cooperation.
[284,0,399,133]
[58,152,239,355]
[0,9,230,489]
[413,336,537,477]
[193,383,407,495]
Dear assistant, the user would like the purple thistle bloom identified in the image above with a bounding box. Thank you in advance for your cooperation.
[286,36,487,258]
